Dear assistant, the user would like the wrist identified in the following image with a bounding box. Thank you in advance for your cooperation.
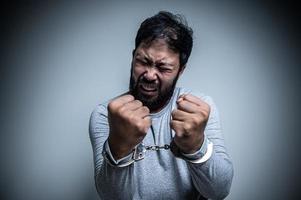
[108,135,134,160]
[103,140,135,167]
[171,135,213,164]
[103,141,147,168]
[174,134,205,154]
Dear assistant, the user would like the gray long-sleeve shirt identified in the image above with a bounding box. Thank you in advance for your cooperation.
[89,87,233,200]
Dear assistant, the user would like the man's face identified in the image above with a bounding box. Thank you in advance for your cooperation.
[129,39,184,112]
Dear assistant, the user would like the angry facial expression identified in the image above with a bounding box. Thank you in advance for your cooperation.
[130,39,184,112]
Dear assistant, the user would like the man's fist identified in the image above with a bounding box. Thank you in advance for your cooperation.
[170,94,210,154]
[107,94,151,159]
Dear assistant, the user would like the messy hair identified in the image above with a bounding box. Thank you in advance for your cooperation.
[135,11,193,68]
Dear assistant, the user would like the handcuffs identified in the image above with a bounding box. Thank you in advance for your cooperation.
[103,139,213,167]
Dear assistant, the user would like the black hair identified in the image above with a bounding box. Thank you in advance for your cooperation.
[134,11,193,68]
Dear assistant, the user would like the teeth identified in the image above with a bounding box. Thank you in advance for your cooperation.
[141,85,156,91]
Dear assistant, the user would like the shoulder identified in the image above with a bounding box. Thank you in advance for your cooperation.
[89,101,110,135]
[92,102,109,114]
[90,100,110,122]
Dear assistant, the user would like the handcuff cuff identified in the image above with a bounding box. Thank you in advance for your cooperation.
[104,120,213,167]
[103,139,213,168]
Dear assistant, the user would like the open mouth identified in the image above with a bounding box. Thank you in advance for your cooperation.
[139,84,158,95]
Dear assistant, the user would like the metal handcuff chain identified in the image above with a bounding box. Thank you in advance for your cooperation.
[132,123,214,164]
[133,124,171,161]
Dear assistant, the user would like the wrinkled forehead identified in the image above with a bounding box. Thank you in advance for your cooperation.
[135,39,179,63]
[137,38,176,52]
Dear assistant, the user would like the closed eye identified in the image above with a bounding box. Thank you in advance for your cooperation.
[157,66,172,73]
[136,58,148,65]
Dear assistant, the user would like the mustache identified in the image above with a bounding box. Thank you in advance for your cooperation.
[138,76,159,89]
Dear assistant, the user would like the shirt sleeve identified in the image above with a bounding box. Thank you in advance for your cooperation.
[89,104,135,199]
[186,96,234,200]
[180,134,209,161]
[103,140,135,166]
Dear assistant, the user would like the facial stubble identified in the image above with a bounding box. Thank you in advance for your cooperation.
[129,66,181,112]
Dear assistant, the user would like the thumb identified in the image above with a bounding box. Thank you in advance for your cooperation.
[170,120,184,138]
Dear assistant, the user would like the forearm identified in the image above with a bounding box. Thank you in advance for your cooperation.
[89,104,135,198]
[186,95,234,199]
[93,128,134,199]
[187,145,233,199]
[175,134,233,199]
[95,155,134,199]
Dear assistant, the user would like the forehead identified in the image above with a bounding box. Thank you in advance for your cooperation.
[135,39,179,63]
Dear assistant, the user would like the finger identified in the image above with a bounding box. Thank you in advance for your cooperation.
[183,95,211,116]
[177,93,188,99]
[171,109,191,121]
[181,94,204,107]
[135,117,151,134]
[177,99,200,113]
[117,94,135,103]
[134,106,150,118]
[123,100,143,111]
[143,116,152,126]
[142,116,152,132]
[111,94,135,109]
[177,95,185,103]
[170,119,184,137]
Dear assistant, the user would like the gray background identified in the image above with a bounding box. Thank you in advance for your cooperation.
[1,0,300,199]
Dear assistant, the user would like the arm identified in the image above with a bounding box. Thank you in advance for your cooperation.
[89,95,150,199]
[89,104,135,199]
[171,95,233,199]
[186,96,233,199]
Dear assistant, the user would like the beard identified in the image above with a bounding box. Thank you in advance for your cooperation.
[129,67,180,112]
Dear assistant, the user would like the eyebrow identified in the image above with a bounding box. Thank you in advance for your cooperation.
[135,53,174,67]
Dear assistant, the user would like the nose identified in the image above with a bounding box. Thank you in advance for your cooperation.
[143,67,157,81]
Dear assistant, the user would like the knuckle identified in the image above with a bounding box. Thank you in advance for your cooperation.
[183,123,192,132]
[122,94,134,102]
[170,122,177,130]
[200,109,210,119]
[178,101,185,107]
[175,131,184,138]
[191,117,200,126]
[203,102,211,113]
[171,110,176,118]
[126,94,135,100]
[134,100,143,107]
[195,114,203,123]
[136,121,147,133]
[128,113,136,121]
[145,116,151,123]
[117,105,126,114]
[108,101,116,112]
[142,106,150,114]
[136,120,142,128]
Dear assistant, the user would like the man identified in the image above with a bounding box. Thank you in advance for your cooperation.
[89,11,233,200]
